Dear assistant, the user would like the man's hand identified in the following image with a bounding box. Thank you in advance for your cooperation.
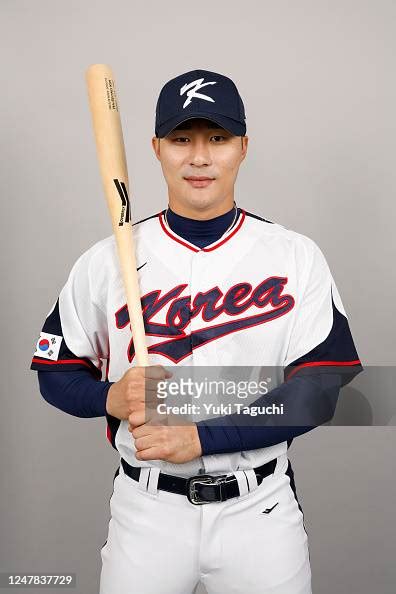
[128,409,203,464]
[105,365,172,420]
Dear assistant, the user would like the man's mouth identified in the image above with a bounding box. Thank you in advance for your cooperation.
[184,176,215,188]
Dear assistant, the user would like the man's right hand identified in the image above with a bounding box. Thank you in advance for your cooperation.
[105,365,173,420]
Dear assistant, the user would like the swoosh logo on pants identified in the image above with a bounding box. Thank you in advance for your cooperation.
[261,502,279,514]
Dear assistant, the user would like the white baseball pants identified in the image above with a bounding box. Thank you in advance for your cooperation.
[99,453,312,594]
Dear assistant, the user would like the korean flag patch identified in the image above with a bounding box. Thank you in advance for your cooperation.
[34,331,63,361]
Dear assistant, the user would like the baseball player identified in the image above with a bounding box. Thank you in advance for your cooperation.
[30,69,363,594]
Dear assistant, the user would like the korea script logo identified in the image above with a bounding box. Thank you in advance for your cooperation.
[115,277,294,363]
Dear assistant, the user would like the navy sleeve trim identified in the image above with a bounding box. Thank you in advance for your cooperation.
[31,357,102,379]
[284,293,363,386]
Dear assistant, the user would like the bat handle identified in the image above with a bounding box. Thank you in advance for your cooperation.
[116,227,149,367]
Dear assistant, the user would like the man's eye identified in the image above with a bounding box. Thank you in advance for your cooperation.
[172,135,227,143]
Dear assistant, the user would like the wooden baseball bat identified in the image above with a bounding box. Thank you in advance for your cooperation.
[85,64,149,366]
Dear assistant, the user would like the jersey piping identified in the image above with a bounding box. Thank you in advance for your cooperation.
[158,208,246,252]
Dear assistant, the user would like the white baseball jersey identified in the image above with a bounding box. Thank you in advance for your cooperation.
[31,208,361,477]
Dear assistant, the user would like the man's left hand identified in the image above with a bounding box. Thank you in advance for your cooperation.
[128,409,203,464]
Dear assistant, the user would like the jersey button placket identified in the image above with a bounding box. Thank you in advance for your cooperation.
[190,250,207,365]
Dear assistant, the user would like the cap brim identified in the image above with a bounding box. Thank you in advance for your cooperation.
[156,112,246,138]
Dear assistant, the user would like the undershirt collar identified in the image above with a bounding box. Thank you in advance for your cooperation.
[165,205,240,249]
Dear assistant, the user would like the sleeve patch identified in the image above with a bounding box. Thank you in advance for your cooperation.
[34,331,63,361]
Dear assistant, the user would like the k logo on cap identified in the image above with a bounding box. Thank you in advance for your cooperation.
[179,77,217,108]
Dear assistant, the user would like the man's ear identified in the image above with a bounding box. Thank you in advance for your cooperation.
[240,135,248,160]
[152,136,161,160]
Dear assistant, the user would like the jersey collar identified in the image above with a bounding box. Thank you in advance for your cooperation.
[158,208,246,252]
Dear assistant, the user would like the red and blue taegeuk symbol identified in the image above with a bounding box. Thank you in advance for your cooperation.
[38,338,50,351]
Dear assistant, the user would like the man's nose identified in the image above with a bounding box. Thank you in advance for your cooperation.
[189,138,212,166]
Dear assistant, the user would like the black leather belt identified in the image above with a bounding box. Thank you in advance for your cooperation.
[120,457,277,505]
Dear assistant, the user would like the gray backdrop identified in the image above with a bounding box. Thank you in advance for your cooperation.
[1,1,395,593]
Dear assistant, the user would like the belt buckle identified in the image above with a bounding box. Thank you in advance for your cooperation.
[186,473,228,505]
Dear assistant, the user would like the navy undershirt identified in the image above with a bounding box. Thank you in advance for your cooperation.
[165,204,240,248]
[36,205,340,455]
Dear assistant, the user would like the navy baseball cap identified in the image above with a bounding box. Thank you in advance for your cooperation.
[155,69,246,138]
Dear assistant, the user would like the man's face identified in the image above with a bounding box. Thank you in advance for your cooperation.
[152,118,248,216]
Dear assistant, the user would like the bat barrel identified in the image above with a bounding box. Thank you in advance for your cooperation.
[86,64,149,367]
